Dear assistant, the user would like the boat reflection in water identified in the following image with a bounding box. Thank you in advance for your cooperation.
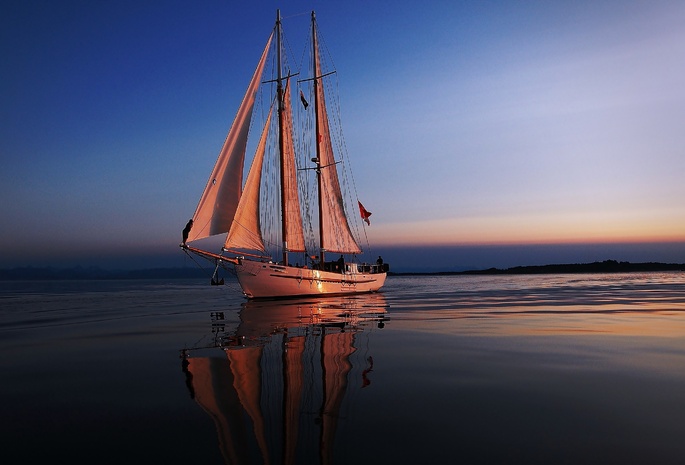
[180,293,388,464]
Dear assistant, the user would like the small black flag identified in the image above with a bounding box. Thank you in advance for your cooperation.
[300,90,309,109]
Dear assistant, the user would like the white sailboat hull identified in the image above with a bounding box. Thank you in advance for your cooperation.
[235,259,387,299]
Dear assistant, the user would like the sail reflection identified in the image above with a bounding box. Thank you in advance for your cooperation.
[181,294,388,465]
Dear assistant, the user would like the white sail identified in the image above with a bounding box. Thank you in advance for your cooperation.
[282,78,306,253]
[314,34,362,255]
[223,107,273,253]
[188,33,274,243]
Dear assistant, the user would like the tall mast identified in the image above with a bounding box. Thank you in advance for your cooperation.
[276,9,289,266]
[311,10,326,266]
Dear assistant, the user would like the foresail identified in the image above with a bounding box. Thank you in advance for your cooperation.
[282,79,306,253]
[223,107,273,253]
[315,48,362,254]
[188,33,274,243]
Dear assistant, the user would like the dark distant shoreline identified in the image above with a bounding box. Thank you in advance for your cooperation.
[389,260,685,276]
[0,266,208,281]
[0,260,683,281]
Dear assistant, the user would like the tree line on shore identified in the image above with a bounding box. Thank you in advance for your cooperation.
[390,260,685,276]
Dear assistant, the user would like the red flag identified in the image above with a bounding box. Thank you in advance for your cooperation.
[300,90,309,109]
[358,201,372,225]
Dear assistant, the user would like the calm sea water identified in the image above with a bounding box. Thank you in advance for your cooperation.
[2,273,685,464]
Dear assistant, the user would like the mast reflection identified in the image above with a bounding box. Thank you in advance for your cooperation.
[180,294,389,465]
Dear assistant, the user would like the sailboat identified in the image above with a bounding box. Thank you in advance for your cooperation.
[180,295,389,464]
[180,10,388,299]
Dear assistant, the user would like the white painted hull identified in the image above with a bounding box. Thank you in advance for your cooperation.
[235,259,387,299]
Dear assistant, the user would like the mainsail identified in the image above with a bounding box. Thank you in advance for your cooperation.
[188,34,274,243]
[313,21,362,255]
[281,78,306,253]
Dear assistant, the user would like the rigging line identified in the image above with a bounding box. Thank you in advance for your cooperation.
[295,77,317,253]
[314,46,368,255]
[314,16,337,72]
[182,248,224,280]
[183,248,211,275]
[328,80,358,232]
[182,333,214,352]
[332,78,372,255]
[225,220,268,250]
[280,23,300,79]
[280,11,310,20]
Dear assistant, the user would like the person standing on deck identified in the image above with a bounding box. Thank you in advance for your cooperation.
[182,219,193,246]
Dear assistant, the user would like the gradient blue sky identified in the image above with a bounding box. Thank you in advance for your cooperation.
[2,0,684,271]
